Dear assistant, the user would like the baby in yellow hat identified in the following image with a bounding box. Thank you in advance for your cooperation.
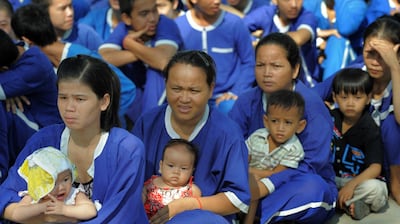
[7,146,97,223]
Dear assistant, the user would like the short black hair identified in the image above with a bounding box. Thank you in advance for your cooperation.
[267,89,305,119]
[162,139,199,168]
[164,50,216,87]
[332,68,373,95]
[0,29,19,68]
[12,4,57,46]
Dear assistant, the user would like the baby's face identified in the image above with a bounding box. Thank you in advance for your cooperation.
[159,145,195,187]
[48,170,73,201]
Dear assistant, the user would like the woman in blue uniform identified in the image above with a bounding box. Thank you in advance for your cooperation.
[133,50,250,223]
[243,0,320,87]
[0,55,148,223]
[229,32,337,223]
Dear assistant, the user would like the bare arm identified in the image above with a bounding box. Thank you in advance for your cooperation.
[45,193,97,221]
[4,195,47,223]
[338,163,382,209]
[122,35,177,71]
[150,193,239,224]
[317,29,341,39]
[287,28,313,47]
[219,4,244,18]
[98,48,139,67]
[249,164,288,179]
[191,183,202,197]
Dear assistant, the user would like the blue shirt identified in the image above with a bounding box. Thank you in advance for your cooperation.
[175,11,255,96]
[244,5,320,87]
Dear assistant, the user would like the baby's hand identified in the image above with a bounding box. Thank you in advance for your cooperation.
[44,194,65,216]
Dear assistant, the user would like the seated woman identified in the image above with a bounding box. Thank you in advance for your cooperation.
[0,55,147,223]
[228,32,337,223]
[132,50,250,223]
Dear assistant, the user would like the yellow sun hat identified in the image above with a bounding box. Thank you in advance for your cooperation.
[18,146,76,202]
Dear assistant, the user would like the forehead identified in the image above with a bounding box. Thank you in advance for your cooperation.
[257,44,288,59]
[49,0,72,6]
[58,80,92,93]
[268,105,300,117]
[168,63,208,81]
[56,170,71,178]
[132,0,156,10]
[164,145,195,161]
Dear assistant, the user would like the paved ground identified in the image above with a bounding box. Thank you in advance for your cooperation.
[325,197,399,224]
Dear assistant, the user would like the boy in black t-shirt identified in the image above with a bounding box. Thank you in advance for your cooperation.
[330,68,388,220]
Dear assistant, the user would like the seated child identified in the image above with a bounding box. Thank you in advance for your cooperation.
[245,89,307,224]
[330,68,388,220]
[5,146,97,223]
[142,139,202,219]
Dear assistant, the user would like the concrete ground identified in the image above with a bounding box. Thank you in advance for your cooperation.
[325,197,399,224]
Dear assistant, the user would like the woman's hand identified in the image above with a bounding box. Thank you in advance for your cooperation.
[369,39,400,69]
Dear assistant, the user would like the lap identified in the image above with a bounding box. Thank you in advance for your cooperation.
[260,173,337,224]
[167,210,230,224]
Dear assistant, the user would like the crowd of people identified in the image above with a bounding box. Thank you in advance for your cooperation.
[0,0,400,223]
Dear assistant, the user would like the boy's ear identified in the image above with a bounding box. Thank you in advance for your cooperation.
[263,114,269,129]
[296,119,307,134]
[121,13,132,26]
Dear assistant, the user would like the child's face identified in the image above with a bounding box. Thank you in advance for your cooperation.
[159,145,195,187]
[264,105,306,145]
[0,9,12,36]
[48,170,73,201]
[123,0,159,37]
[156,0,175,19]
[333,91,371,121]
[48,0,74,32]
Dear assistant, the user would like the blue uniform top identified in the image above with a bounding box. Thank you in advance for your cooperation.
[0,102,37,184]
[99,15,183,113]
[10,0,89,22]
[366,0,396,25]
[8,0,30,9]
[0,124,148,223]
[0,46,61,128]
[84,0,109,10]
[99,15,183,88]
[0,103,7,183]
[175,11,255,96]
[79,7,113,41]
[222,0,271,15]
[243,5,320,87]
[133,104,250,222]
[63,23,103,51]
[303,0,367,79]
